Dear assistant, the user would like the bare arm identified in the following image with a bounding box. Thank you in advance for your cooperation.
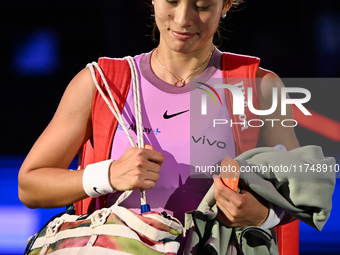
[18,68,96,208]
[256,68,299,224]
[256,67,300,150]
[18,67,164,209]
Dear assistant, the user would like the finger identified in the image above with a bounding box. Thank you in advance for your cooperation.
[214,177,239,203]
[144,145,165,165]
[118,169,159,190]
[134,171,159,190]
[215,189,238,218]
[144,144,155,150]
[216,201,238,227]
[143,159,161,173]
[216,199,250,228]
[139,179,157,190]
[143,170,160,182]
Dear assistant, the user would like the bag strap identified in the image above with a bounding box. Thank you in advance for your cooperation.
[222,52,261,156]
[76,58,131,214]
[83,58,132,165]
[87,60,138,147]
[87,57,148,208]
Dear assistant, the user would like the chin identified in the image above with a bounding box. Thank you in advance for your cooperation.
[167,40,199,53]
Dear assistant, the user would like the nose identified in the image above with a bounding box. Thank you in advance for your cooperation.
[174,4,195,28]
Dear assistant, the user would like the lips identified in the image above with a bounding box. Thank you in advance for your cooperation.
[172,30,196,40]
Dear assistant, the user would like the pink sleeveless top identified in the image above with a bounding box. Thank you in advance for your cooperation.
[106,49,235,225]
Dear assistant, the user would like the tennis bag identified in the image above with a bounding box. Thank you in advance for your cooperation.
[24,190,184,255]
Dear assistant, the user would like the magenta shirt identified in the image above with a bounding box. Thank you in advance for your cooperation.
[106,49,236,225]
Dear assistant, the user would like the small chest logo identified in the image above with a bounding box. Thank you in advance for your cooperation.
[163,110,189,119]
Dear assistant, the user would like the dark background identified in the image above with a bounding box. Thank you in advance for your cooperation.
[0,1,339,254]
[0,0,339,154]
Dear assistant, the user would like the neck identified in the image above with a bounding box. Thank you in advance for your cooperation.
[151,41,215,86]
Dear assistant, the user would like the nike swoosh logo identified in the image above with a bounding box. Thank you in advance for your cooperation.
[93,187,101,194]
[163,110,189,119]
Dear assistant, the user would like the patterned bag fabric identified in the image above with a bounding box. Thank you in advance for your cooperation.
[25,190,184,255]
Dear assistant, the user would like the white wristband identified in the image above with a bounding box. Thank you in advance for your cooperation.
[82,159,116,198]
[259,202,285,230]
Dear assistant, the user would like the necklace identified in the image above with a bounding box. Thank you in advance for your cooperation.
[155,47,214,87]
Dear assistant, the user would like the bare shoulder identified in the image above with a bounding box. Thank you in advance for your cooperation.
[255,67,285,119]
[256,67,285,98]
[256,67,278,79]
[21,67,96,171]
[255,67,300,150]
[54,67,96,122]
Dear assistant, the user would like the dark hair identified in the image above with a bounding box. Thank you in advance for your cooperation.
[149,0,244,45]
[230,0,244,6]
[216,0,245,47]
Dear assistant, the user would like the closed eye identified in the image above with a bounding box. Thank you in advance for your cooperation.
[166,0,178,5]
[196,5,210,11]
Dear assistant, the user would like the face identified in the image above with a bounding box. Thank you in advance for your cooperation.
[154,0,230,54]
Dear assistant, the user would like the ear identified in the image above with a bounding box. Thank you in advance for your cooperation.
[222,0,232,14]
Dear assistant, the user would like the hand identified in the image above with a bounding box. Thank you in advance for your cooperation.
[109,145,164,191]
[214,177,269,228]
